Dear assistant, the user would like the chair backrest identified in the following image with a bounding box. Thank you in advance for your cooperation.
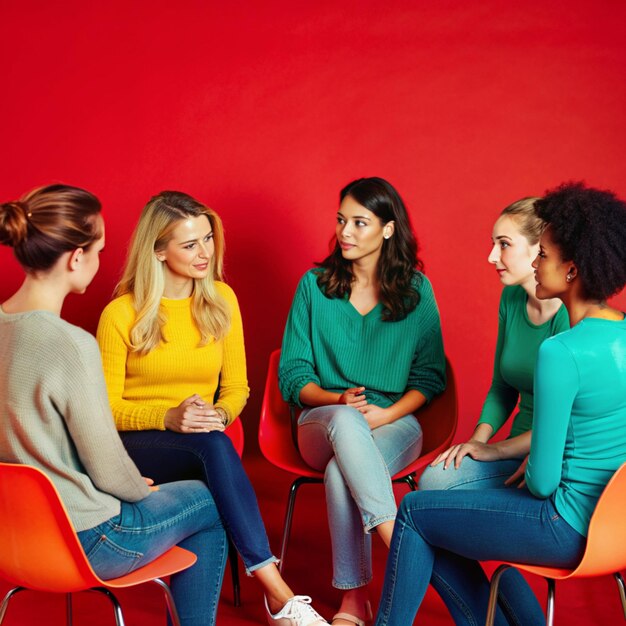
[571,461,626,577]
[258,349,457,477]
[0,462,100,592]
[258,349,322,477]
[226,416,245,457]
[413,357,457,462]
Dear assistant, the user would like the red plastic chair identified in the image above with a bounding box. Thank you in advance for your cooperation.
[226,416,245,457]
[0,462,197,626]
[485,462,626,626]
[258,349,457,571]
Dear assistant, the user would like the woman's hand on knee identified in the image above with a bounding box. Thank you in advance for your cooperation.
[164,394,226,434]
[432,441,502,470]
[338,386,367,409]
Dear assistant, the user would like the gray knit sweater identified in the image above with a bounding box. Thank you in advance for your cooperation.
[0,307,150,531]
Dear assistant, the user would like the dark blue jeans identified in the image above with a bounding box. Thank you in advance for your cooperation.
[374,488,586,626]
[120,429,277,573]
[78,480,226,626]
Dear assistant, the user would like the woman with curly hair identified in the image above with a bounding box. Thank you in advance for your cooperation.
[419,197,568,490]
[279,177,446,625]
[97,191,328,626]
[373,182,626,626]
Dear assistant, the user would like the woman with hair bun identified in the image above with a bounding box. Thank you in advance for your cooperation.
[419,197,569,491]
[373,181,626,626]
[97,190,327,626]
[0,185,227,626]
[279,177,446,625]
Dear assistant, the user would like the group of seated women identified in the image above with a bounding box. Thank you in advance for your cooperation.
[1,177,625,626]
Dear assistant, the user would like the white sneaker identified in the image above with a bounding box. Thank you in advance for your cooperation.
[265,595,329,625]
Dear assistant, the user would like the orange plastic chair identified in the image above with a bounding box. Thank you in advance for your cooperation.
[258,348,457,572]
[485,462,626,626]
[0,462,197,626]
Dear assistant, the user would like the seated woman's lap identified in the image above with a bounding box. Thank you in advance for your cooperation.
[77,480,225,579]
[418,457,523,491]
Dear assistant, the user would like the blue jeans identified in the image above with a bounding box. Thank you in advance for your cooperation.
[78,480,227,626]
[298,405,423,589]
[418,458,524,490]
[119,429,277,574]
[373,488,586,626]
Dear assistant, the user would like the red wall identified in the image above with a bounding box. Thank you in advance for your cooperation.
[2,0,625,449]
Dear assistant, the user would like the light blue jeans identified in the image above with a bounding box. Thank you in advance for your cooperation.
[418,457,525,491]
[373,488,586,626]
[298,405,423,589]
[77,480,227,626]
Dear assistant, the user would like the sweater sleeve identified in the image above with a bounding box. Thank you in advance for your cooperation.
[279,273,322,406]
[525,338,578,498]
[54,332,151,502]
[406,277,446,402]
[96,300,169,431]
[214,285,250,424]
[477,291,519,434]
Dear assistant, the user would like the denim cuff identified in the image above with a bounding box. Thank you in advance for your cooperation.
[246,555,280,576]
[364,513,396,534]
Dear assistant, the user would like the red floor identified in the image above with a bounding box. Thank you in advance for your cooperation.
[1,455,623,625]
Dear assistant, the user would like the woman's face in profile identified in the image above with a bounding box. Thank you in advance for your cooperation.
[532,226,570,300]
[488,215,538,288]
[335,195,389,264]
[70,214,105,295]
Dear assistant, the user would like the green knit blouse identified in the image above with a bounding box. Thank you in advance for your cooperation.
[279,269,446,408]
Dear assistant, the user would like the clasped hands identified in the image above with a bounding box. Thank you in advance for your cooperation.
[339,386,389,429]
[164,393,227,434]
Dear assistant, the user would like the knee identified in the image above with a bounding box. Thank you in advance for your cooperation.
[324,458,345,489]
[325,406,368,437]
[417,464,450,491]
[189,431,238,459]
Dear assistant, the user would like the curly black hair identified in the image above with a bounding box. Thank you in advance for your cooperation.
[534,181,626,301]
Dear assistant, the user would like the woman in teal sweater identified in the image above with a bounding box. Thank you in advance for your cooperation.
[419,197,569,490]
[374,182,626,626]
[279,177,446,626]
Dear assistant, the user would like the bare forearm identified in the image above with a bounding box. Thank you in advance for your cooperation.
[299,382,342,407]
[386,389,427,422]
[493,430,532,459]
[470,423,494,444]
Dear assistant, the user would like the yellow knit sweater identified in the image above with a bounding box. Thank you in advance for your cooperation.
[96,282,249,431]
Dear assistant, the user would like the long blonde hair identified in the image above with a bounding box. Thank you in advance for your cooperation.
[115,191,230,354]
[500,196,544,245]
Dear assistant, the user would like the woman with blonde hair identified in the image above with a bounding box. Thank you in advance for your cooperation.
[419,196,569,490]
[97,190,327,626]
[0,185,227,626]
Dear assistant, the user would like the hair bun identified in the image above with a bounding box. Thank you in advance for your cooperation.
[0,200,30,247]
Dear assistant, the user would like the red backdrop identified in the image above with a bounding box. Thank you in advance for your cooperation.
[2,0,626,450]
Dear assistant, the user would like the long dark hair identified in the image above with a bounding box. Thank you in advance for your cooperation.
[316,177,424,321]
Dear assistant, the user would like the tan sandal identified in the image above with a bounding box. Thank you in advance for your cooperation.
[331,601,373,626]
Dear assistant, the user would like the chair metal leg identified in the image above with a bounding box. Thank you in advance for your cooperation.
[0,586,26,624]
[89,587,125,626]
[151,577,183,626]
[279,476,323,573]
[545,577,555,626]
[615,572,626,619]
[66,592,73,626]
[485,563,510,626]
[393,472,417,491]
[228,537,242,606]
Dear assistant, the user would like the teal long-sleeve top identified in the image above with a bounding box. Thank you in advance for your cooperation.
[478,286,569,438]
[279,270,446,408]
[526,316,626,536]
